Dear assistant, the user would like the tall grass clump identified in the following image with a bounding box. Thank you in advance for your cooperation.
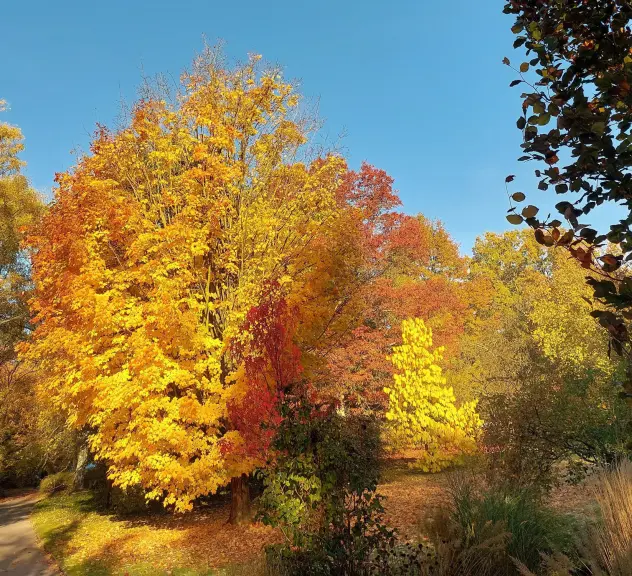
[518,460,632,576]
[423,474,577,576]
[592,459,632,575]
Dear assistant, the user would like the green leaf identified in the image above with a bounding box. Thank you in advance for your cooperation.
[529,22,542,40]
[507,214,524,225]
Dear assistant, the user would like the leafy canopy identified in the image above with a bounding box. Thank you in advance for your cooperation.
[23,52,353,511]
[503,0,632,378]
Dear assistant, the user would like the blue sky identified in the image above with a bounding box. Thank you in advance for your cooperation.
[1,0,617,252]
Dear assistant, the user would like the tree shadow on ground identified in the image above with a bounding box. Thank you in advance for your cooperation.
[0,495,39,528]
[42,518,139,576]
[41,489,278,574]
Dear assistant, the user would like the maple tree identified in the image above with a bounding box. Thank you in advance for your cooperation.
[21,52,355,515]
[0,102,42,360]
[23,49,444,517]
[383,318,481,472]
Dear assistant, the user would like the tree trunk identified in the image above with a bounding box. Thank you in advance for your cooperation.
[228,474,251,524]
[73,442,89,491]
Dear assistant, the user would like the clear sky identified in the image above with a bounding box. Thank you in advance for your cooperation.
[1,0,618,252]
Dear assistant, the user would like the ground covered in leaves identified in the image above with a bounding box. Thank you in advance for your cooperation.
[378,464,451,540]
[31,492,280,575]
[31,470,451,575]
[30,466,592,575]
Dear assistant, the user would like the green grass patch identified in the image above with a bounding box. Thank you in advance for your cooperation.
[31,491,269,576]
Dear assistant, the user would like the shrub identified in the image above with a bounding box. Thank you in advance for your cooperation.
[109,485,150,515]
[421,474,577,576]
[258,397,383,544]
[39,471,74,495]
[257,453,322,546]
[318,489,397,575]
[259,396,398,575]
[481,367,629,492]
[261,467,398,575]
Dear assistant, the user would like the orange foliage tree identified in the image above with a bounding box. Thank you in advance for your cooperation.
[23,50,470,516]
[324,166,470,413]
[22,52,355,516]
[23,51,442,517]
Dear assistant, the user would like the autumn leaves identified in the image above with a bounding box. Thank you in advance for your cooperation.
[13,52,481,511]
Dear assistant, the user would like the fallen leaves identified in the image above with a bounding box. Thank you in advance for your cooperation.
[32,493,281,574]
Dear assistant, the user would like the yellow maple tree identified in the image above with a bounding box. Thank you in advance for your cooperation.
[22,51,349,513]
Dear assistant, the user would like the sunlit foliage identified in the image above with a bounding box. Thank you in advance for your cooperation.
[384,318,481,472]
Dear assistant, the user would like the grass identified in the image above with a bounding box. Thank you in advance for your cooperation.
[30,463,449,575]
[514,461,632,576]
[31,491,279,576]
[592,460,632,574]
[453,483,577,573]
[410,473,581,576]
[30,464,598,576]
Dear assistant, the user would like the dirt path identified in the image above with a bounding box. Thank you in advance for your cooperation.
[0,493,59,575]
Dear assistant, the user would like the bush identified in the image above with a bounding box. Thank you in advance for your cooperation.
[258,396,398,575]
[39,471,74,495]
[109,485,150,515]
[481,368,629,492]
[421,474,577,576]
[258,398,383,543]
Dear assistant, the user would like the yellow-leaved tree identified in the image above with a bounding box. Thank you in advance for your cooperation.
[0,102,73,489]
[22,51,350,518]
[384,318,481,472]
